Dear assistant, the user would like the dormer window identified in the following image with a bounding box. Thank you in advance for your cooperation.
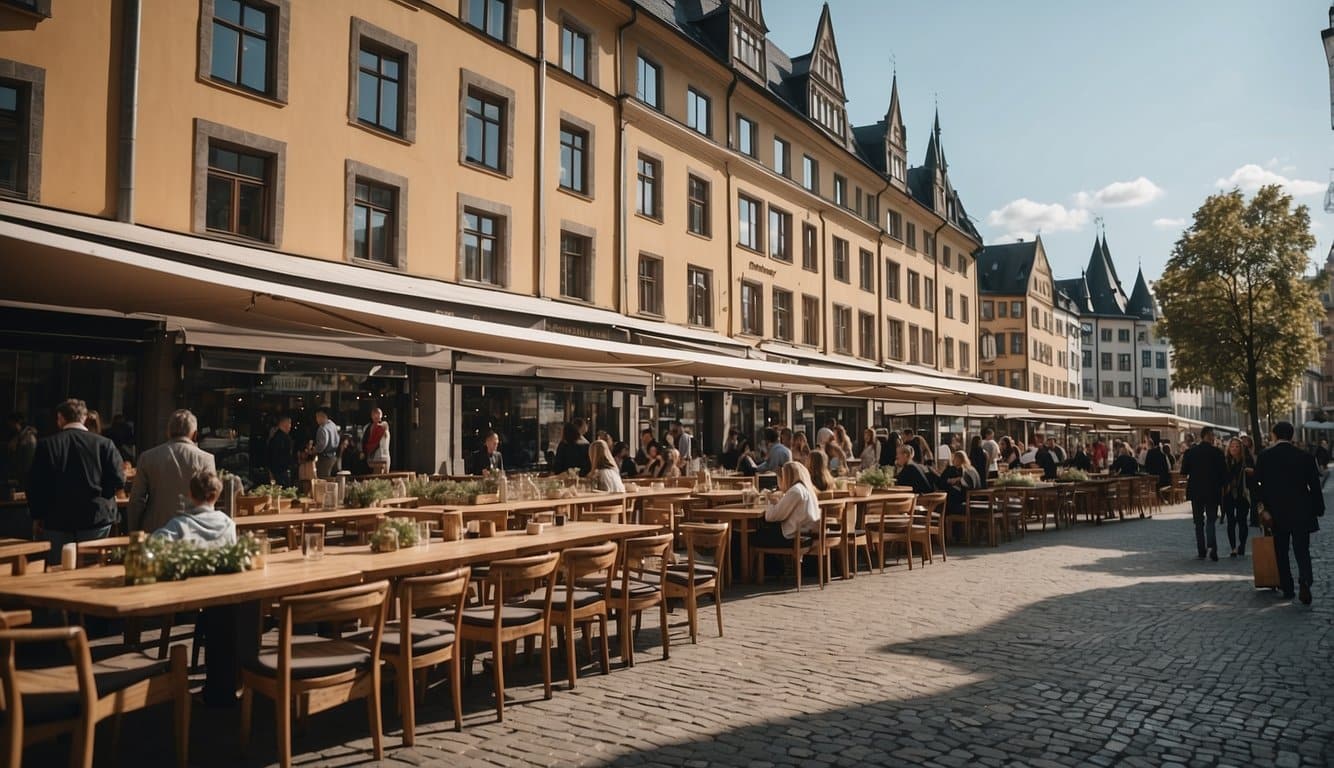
[732,23,763,72]
[811,91,844,137]
[889,153,905,182]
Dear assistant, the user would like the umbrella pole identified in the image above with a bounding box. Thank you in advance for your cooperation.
[932,398,939,466]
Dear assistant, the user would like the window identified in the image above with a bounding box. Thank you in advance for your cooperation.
[996,301,1008,319]
[0,62,43,201]
[638,255,662,315]
[1100,328,1112,342]
[738,194,761,251]
[737,115,756,157]
[773,288,793,341]
[208,0,277,95]
[351,177,397,265]
[464,87,506,171]
[994,333,1006,356]
[558,231,591,301]
[859,312,876,359]
[944,287,954,319]
[1157,379,1168,398]
[636,155,660,219]
[922,329,935,366]
[1010,301,1022,317]
[1009,333,1023,355]
[1119,381,1133,398]
[1156,351,1167,369]
[558,124,587,193]
[1100,352,1112,370]
[832,237,849,283]
[1084,378,1094,396]
[768,207,792,262]
[887,209,902,239]
[1011,371,1023,390]
[1102,380,1114,397]
[905,222,916,251]
[205,142,272,240]
[465,0,509,41]
[1141,350,1152,369]
[356,42,407,136]
[943,336,954,368]
[732,21,764,71]
[981,301,994,320]
[942,246,951,270]
[801,223,819,272]
[1118,328,1131,343]
[859,249,874,292]
[959,341,970,373]
[1142,377,1153,397]
[1082,350,1093,368]
[773,137,789,176]
[1031,307,1039,327]
[802,295,820,346]
[887,320,904,360]
[740,281,763,335]
[802,155,818,193]
[1118,353,1131,371]
[686,175,710,236]
[686,88,711,135]
[833,174,847,207]
[635,54,660,109]
[686,266,712,326]
[462,209,503,285]
[909,325,920,364]
[907,270,920,307]
[559,23,589,81]
[961,295,970,324]
[923,233,936,259]
[833,305,852,354]
[886,260,901,301]
[924,278,935,311]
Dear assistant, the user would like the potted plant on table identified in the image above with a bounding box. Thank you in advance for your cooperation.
[344,478,394,508]
[368,517,420,552]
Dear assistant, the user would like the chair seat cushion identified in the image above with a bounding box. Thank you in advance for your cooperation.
[19,652,170,725]
[351,617,456,655]
[610,579,661,599]
[522,586,603,611]
[460,604,545,628]
[245,637,374,680]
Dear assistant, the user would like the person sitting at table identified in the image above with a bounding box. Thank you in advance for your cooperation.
[1067,443,1093,472]
[752,461,821,550]
[634,428,656,467]
[999,436,1020,468]
[859,428,881,469]
[833,425,854,462]
[638,443,664,477]
[940,451,982,515]
[825,440,849,476]
[551,422,591,477]
[756,427,791,473]
[809,449,836,493]
[611,441,638,478]
[909,436,934,467]
[153,469,236,547]
[790,431,813,468]
[1111,443,1141,476]
[719,429,742,470]
[588,441,626,493]
[466,430,505,476]
[968,435,989,490]
[894,444,935,495]
[736,439,759,476]
[658,447,683,479]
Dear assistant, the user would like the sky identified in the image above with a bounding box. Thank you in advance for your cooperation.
[761,0,1334,283]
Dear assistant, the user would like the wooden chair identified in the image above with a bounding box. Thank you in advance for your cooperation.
[751,515,819,591]
[866,495,917,571]
[815,502,845,585]
[459,552,558,722]
[0,610,189,768]
[613,533,672,667]
[838,501,874,578]
[997,487,1027,540]
[74,537,129,568]
[664,523,727,643]
[579,501,625,524]
[240,580,390,768]
[542,542,617,689]
[916,492,948,565]
[378,568,470,744]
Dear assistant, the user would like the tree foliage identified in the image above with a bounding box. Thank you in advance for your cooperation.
[1156,185,1321,440]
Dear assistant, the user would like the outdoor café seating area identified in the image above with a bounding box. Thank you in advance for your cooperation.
[0,467,1182,767]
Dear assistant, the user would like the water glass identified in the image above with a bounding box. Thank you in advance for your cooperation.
[303,532,324,561]
[254,537,271,570]
[416,521,431,549]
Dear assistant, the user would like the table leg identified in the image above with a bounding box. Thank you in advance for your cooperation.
[201,601,260,707]
[740,520,755,584]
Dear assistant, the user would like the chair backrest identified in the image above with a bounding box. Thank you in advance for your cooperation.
[560,541,619,590]
[640,500,675,530]
[880,495,915,517]
[678,522,728,574]
[76,536,130,567]
[283,579,390,627]
[916,492,948,523]
[398,568,471,617]
[622,533,672,573]
[586,501,625,518]
[0,623,94,719]
[488,551,560,607]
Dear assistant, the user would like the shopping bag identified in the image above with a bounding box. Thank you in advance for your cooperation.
[1252,533,1280,589]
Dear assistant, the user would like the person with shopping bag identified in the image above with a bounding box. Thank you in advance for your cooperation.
[1253,421,1324,605]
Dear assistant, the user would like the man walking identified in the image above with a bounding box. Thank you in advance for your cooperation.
[1254,421,1323,604]
[268,415,295,487]
[313,408,340,478]
[128,409,216,533]
[1180,427,1227,561]
[26,399,125,562]
[981,428,1000,479]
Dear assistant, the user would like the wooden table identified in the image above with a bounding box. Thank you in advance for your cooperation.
[691,489,748,508]
[685,504,765,583]
[0,538,51,574]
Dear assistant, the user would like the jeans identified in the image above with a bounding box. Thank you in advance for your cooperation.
[1222,496,1250,554]
[43,524,113,565]
[1191,499,1219,556]
[1274,526,1313,595]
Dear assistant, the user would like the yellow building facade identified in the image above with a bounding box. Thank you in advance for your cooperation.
[976,237,1069,397]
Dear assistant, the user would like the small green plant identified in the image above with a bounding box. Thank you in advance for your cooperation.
[857,466,895,489]
[369,517,419,551]
[1057,468,1089,482]
[993,471,1038,488]
[250,483,299,499]
[118,536,263,583]
[344,479,395,508]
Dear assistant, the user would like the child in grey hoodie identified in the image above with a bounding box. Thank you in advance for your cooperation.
[153,469,237,547]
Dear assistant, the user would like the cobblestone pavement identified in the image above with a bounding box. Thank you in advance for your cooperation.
[39,500,1334,767]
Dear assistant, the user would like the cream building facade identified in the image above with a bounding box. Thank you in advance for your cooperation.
[975,237,1071,397]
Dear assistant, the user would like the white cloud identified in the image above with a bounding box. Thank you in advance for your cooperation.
[1073,177,1165,209]
[1214,164,1324,196]
[986,199,1089,241]
[1152,217,1187,230]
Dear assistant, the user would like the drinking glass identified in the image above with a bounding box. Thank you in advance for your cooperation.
[416,521,431,549]
[303,532,324,561]
[254,537,271,570]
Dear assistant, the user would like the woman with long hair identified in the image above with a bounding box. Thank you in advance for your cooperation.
[791,431,813,468]
[638,442,664,478]
[825,440,849,476]
[753,461,820,549]
[808,449,836,492]
[660,447,683,479]
[968,435,988,489]
[1222,437,1254,557]
[999,436,1020,468]
[941,450,981,514]
[859,428,880,469]
[588,440,626,492]
[551,421,591,476]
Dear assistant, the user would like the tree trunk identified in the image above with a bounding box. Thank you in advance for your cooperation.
[1247,366,1262,443]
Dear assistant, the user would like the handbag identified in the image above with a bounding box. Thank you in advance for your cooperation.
[1252,528,1280,589]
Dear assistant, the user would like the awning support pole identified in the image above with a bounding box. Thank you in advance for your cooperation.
[693,375,702,458]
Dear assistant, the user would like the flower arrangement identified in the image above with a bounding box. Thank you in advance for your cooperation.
[344,478,395,508]
[857,466,895,490]
[115,535,263,583]
[369,517,420,552]
[248,483,299,500]
[992,471,1038,488]
[1057,468,1089,482]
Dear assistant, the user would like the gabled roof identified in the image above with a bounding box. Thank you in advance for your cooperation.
[1125,268,1157,320]
[849,74,905,176]
[1055,275,1094,315]
[977,240,1039,295]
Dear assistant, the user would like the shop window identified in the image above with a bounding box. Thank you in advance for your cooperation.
[0,59,44,202]
[638,254,663,316]
[772,288,792,342]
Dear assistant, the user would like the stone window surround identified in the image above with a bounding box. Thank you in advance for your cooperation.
[635,148,664,221]
[191,117,286,246]
[456,193,512,289]
[557,111,595,199]
[0,58,43,202]
[556,11,598,87]
[344,160,409,270]
[458,69,515,176]
[460,0,518,46]
[557,219,596,303]
[637,251,664,317]
[348,17,417,143]
[196,0,292,104]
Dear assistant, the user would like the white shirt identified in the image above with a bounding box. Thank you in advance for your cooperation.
[764,482,821,540]
[815,427,834,448]
[589,467,625,493]
[981,439,999,472]
[938,444,953,465]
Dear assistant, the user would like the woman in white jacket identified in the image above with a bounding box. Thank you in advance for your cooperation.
[754,461,821,548]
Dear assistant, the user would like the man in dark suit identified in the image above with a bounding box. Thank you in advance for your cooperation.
[1036,441,1059,480]
[25,399,125,563]
[268,415,295,487]
[1144,440,1173,491]
[1254,421,1323,604]
[1180,427,1228,561]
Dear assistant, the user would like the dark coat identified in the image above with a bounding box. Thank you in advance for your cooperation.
[1070,450,1093,472]
[550,441,590,476]
[465,448,504,476]
[268,429,294,474]
[26,427,125,531]
[1144,446,1172,486]
[1110,454,1140,477]
[1254,441,1323,534]
[1180,442,1227,505]
[1036,447,1058,480]
[895,462,935,495]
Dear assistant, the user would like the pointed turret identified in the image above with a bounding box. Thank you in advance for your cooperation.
[1083,233,1129,315]
[1126,268,1157,320]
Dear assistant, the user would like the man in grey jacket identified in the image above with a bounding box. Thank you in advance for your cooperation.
[127,409,216,533]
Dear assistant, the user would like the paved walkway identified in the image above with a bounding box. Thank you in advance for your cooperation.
[41,502,1334,767]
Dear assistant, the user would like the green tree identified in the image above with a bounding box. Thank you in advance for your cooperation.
[1156,184,1321,440]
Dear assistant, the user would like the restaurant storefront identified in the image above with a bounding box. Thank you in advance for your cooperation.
[727,392,789,448]
[795,394,867,444]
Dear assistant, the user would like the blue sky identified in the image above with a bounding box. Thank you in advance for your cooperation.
[762,0,1333,282]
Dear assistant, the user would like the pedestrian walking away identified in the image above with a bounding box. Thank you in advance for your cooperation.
[127,409,216,534]
[1253,421,1323,605]
[1180,427,1228,561]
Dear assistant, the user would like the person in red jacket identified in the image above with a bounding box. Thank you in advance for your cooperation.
[362,407,390,473]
